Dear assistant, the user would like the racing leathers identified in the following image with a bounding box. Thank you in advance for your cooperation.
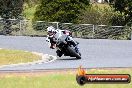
[46,29,79,56]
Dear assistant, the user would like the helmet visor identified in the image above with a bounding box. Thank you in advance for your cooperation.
[47,31,53,36]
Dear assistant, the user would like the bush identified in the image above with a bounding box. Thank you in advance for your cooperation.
[78,4,112,25]
[33,0,90,23]
[110,13,125,26]
[109,0,132,26]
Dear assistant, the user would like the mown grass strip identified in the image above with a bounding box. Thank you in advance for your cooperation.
[0,69,131,88]
[0,49,41,65]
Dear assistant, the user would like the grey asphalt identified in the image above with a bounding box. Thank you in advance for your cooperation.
[0,35,132,71]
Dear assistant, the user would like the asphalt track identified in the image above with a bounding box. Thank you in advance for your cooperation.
[0,35,132,71]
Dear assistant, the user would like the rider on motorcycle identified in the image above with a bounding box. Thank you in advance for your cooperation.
[46,26,79,57]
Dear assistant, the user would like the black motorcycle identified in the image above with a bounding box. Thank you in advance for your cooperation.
[56,35,81,59]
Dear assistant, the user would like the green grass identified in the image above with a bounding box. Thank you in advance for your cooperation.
[0,49,41,65]
[0,69,131,88]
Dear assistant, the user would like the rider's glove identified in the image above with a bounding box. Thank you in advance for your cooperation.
[50,45,55,49]
[50,43,55,49]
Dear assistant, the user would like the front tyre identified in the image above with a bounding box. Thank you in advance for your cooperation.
[67,46,81,59]
[56,50,63,57]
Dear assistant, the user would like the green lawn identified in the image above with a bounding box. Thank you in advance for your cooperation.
[0,49,41,65]
[0,69,131,88]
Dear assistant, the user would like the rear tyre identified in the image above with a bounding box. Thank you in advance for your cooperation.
[67,46,81,59]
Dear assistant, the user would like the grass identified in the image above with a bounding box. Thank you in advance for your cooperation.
[0,49,41,65]
[0,68,131,88]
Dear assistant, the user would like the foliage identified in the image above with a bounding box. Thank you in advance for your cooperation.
[24,0,40,7]
[23,5,37,20]
[109,12,125,26]
[33,0,90,23]
[0,0,24,19]
[78,4,114,25]
[0,0,24,35]
[109,0,132,26]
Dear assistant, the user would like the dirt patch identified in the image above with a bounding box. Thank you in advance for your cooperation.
[0,67,132,77]
[0,69,77,77]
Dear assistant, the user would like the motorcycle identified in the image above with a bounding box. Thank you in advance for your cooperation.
[55,35,81,59]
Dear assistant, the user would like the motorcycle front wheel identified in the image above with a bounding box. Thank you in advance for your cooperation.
[67,46,81,59]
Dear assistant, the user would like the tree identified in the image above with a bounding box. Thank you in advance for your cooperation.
[34,0,90,23]
[78,4,114,25]
[0,0,24,35]
[0,0,24,19]
[24,0,39,7]
[110,0,132,25]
